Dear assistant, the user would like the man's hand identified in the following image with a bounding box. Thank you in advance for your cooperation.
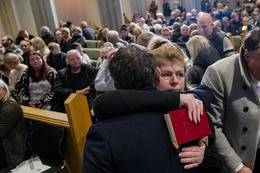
[179,137,207,169]
[76,86,90,95]
[238,166,252,173]
[107,49,117,61]
[179,94,203,124]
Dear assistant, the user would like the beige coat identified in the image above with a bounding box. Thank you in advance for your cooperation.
[202,52,260,172]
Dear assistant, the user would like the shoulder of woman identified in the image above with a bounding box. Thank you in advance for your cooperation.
[1,97,22,112]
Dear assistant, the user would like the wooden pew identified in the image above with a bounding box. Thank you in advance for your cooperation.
[22,93,92,173]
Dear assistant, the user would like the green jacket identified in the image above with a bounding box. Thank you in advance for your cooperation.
[0,97,25,172]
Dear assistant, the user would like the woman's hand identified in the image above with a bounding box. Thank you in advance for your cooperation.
[28,102,36,107]
[178,136,207,169]
[179,94,203,124]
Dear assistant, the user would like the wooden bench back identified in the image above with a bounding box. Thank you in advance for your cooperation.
[22,93,92,173]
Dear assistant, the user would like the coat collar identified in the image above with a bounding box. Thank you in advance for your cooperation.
[238,46,252,88]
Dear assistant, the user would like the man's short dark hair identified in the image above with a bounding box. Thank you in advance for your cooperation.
[244,27,260,52]
[109,44,159,90]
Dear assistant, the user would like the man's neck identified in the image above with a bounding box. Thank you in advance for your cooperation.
[71,67,81,74]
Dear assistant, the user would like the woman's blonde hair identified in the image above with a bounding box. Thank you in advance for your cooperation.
[31,36,47,51]
[3,53,23,65]
[148,37,190,90]
[148,37,186,68]
[186,35,210,62]
[0,79,10,102]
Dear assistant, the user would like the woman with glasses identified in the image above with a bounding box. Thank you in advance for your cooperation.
[148,37,221,173]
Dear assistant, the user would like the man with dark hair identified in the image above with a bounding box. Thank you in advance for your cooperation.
[202,28,260,173]
[82,44,205,173]
[0,36,23,55]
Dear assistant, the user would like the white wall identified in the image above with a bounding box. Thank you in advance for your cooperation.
[11,0,38,36]
[0,17,5,37]
[121,0,133,22]
[54,0,101,27]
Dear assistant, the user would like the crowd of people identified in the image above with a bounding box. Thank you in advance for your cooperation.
[0,0,260,172]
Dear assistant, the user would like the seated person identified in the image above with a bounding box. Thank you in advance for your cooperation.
[0,79,25,172]
[2,53,27,91]
[161,27,172,41]
[54,30,70,53]
[30,36,50,60]
[0,62,10,85]
[94,46,116,92]
[52,50,98,113]
[47,42,67,71]
[12,52,57,110]
[70,26,87,48]
[19,39,31,65]
[1,36,23,55]
[83,44,204,173]
[15,30,34,45]
[70,42,91,65]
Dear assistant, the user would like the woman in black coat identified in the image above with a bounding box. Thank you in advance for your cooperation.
[186,35,220,86]
[0,79,25,172]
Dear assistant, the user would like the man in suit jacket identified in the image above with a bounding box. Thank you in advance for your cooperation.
[82,44,205,173]
[202,28,260,173]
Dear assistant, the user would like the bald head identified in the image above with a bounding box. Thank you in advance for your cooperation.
[256,0,260,8]
[197,13,214,38]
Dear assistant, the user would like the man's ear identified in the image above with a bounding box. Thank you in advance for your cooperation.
[244,48,250,63]
[114,82,119,89]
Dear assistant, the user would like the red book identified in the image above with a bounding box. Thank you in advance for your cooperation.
[164,108,211,149]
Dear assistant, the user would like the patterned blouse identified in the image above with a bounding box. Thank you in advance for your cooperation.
[12,68,57,106]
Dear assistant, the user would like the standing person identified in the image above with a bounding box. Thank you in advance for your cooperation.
[197,12,234,58]
[12,52,57,110]
[0,79,25,172]
[186,35,220,85]
[201,28,260,173]
[83,44,204,173]
[149,0,158,19]
[163,0,171,17]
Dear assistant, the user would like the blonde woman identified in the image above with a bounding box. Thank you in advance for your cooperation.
[148,37,218,172]
[2,53,27,91]
[0,79,25,172]
[148,37,189,92]
[31,36,50,60]
[186,35,219,85]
